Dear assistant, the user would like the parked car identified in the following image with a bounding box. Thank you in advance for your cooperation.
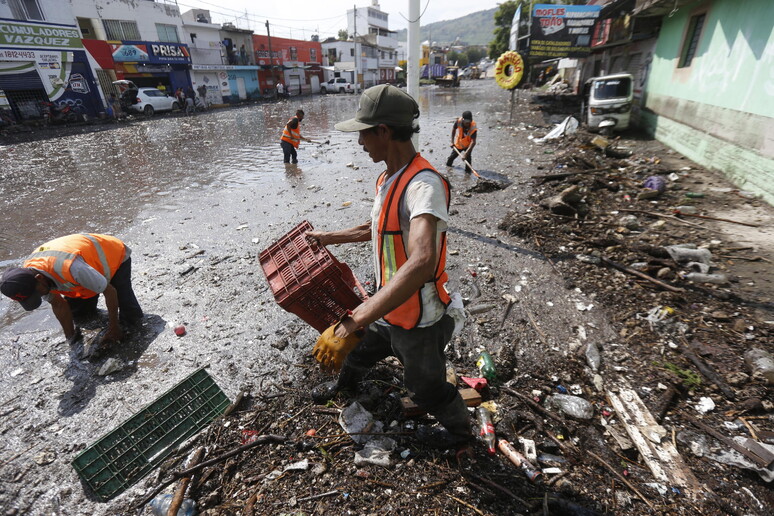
[128,87,180,116]
[581,73,633,134]
[320,78,354,94]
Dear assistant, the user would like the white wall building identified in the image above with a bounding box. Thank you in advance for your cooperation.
[181,8,225,104]
[72,0,185,43]
[345,1,398,86]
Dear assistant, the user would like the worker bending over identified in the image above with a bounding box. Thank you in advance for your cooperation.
[446,110,477,173]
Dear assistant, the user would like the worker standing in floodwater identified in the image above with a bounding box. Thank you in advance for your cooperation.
[280,109,312,164]
[305,84,472,449]
[446,110,477,173]
[0,233,143,347]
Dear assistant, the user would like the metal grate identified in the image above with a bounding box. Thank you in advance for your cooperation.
[71,368,230,501]
[5,89,47,121]
[103,19,141,41]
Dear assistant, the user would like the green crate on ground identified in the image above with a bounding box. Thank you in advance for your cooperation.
[71,368,230,501]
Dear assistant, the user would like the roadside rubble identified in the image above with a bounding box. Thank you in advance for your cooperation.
[115,123,774,515]
[3,83,772,516]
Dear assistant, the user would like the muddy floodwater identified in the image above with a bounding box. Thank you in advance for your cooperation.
[0,81,617,515]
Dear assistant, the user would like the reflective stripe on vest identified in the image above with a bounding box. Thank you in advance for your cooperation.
[23,233,126,298]
[281,117,301,148]
[376,154,451,329]
[454,118,477,149]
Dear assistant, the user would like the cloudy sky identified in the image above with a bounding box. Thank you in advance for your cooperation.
[175,0,505,40]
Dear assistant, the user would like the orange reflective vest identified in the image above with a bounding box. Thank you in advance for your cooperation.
[281,117,301,148]
[453,118,477,149]
[376,154,451,329]
[23,233,126,299]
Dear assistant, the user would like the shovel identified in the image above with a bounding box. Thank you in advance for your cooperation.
[451,146,506,191]
[451,146,482,179]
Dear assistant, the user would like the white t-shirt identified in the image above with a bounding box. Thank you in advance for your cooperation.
[371,166,449,328]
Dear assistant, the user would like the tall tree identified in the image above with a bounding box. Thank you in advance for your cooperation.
[489,1,520,59]
[338,29,349,41]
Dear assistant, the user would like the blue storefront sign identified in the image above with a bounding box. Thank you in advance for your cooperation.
[110,41,191,64]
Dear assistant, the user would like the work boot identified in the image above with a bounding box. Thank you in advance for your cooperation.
[415,424,473,449]
[310,366,360,404]
[427,394,473,444]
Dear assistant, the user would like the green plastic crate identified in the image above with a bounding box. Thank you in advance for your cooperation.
[72,368,230,501]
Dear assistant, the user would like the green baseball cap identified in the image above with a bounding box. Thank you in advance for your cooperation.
[335,84,419,132]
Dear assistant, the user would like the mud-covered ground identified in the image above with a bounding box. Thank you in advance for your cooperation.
[1,80,772,515]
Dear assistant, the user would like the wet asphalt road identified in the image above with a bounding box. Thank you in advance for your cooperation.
[0,80,616,515]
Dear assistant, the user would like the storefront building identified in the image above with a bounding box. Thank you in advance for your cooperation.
[0,18,103,120]
[109,41,191,92]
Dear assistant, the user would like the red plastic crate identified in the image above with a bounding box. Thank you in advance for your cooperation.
[260,220,367,333]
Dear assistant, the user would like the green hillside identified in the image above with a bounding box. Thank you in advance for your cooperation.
[395,8,497,46]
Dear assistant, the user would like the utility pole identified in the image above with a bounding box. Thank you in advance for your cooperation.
[266,20,279,92]
[353,5,359,94]
[407,0,420,148]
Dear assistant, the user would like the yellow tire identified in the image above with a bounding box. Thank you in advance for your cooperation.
[495,51,524,90]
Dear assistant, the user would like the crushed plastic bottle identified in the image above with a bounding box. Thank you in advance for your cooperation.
[585,342,601,372]
[545,394,594,419]
[744,348,774,385]
[683,272,729,285]
[476,351,497,382]
[149,494,197,516]
[475,406,496,455]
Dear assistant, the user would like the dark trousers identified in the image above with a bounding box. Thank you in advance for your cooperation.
[281,140,298,163]
[341,314,470,437]
[446,147,473,173]
[66,258,143,324]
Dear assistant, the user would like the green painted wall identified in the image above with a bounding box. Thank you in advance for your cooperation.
[642,0,774,204]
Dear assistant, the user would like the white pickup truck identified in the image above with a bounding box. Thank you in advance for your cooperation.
[320,78,354,94]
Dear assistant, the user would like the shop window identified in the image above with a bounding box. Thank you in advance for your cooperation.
[156,24,180,43]
[104,20,141,41]
[8,0,43,21]
[290,47,298,60]
[678,13,705,68]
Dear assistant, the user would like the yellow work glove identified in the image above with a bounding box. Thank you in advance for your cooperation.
[313,322,363,373]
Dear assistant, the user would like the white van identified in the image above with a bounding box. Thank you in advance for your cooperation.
[582,73,633,134]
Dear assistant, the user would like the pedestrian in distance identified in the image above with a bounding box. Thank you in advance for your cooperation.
[446,110,477,173]
[0,233,143,348]
[185,86,196,115]
[174,87,185,110]
[305,84,473,449]
[277,81,286,99]
[197,83,208,109]
[280,109,312,164]
[156,82,166,93]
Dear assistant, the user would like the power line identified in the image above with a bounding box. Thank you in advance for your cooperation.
[179,0,345,23]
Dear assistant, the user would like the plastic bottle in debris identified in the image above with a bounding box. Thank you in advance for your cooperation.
[475,406,496,455]
[476,351,497,382]
[149,494,197,516]
[685,192,705,198]
[683,272,729,285]
[744,348,774,385]
[497,440,542,482]
[545,394,594,419]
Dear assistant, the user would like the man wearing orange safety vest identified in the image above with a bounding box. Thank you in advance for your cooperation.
[280,109,311,163]
[0,233,143,346]
[446,110,477,173]
[306,85,472,449]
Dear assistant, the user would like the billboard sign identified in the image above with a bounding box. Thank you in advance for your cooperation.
[530,4,602,58]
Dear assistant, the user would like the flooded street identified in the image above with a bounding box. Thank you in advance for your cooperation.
[3,80,593,515]
[0,80,647,514]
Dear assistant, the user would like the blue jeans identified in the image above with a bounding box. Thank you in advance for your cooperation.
[281,141,297,163]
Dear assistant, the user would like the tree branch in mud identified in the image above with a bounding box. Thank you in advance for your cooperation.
[134,434,287,510]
